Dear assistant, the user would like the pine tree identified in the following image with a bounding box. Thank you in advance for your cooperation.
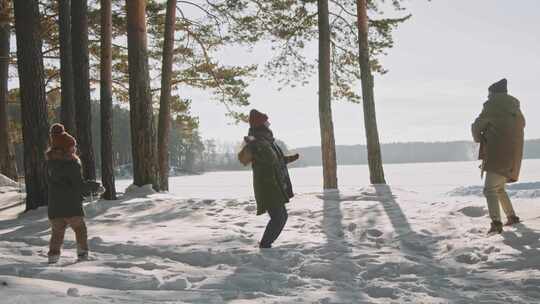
[157,0,177,191]
[13,0,50,210]
[58,0,76,134]
[126,0,159,189]
[100,0,117,199]
[72,0,96,181]
[357,0,385,184]
[317,0,338,189]
[0,0,17,180]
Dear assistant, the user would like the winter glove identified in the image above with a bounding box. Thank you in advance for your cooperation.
[284,153,300,164]
[238,144,253,166]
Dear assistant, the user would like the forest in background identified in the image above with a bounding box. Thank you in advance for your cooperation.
[8,96,540,175]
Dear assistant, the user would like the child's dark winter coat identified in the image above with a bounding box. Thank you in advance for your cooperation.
[47,158,85,219]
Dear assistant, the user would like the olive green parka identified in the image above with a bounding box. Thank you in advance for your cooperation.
[472,93,525,182]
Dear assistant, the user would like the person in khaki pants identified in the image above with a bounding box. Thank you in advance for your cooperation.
[46,123,89,263]
[472,79,526,234]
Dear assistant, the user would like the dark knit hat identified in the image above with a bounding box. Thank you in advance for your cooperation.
[488,78,508,94]
[249,109,268,128]
[49,123,76,151]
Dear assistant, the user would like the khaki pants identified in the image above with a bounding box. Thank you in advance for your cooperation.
[48,216,88,256]
[483,172,516,222]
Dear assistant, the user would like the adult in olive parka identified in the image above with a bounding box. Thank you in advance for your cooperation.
[244,109,299,248]
[472,79,525,234]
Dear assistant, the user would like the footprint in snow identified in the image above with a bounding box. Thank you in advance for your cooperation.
[366,229,384,238]
[458,206,488,218]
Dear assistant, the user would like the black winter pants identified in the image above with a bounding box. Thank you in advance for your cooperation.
[260,204,288,248]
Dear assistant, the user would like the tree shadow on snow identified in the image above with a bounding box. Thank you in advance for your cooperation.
[371,185,539,303]
[486,223,540,272]
[373,184,435,259]
[0,207,51,241]
[320,191,370,303]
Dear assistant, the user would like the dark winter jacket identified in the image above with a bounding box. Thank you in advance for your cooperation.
[47,159,85,219]
[472,93,525,182]
[248,126,294,215]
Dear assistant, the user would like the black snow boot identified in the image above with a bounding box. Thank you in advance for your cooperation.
[504,215,521,226]
[487,220,503,234]
[259,242,271,249]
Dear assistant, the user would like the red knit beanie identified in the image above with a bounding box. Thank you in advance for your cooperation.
[49,123,76,152]
[249,109,268,128]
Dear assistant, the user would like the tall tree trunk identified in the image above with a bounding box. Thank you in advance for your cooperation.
[100,0,116,199]
[317,0,338,190]
[0,0,17,180]
[72,0,96,181]
[357,0,386,184]
[157,0,176,192]
[126,0,158,189]
[58,0,76,134]
[13,0,50,210]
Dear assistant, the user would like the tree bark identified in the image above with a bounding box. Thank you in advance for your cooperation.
[157,0,177,192]
[0,0,17,180]
[100,0,116,199]
[13,0,50,210]
[317,0,338,190]
[357,0,386,184]
[72,0,96,181]
[126,0,159,189]
[58,0,76,135]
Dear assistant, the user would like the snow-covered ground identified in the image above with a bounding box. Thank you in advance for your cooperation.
[2,160,540,303]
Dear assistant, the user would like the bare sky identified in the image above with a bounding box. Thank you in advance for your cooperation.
[189,0,540,149]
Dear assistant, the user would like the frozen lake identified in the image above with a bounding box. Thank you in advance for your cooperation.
[117,159,540,199]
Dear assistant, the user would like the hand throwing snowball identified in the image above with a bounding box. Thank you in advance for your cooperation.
[240,109,299,248]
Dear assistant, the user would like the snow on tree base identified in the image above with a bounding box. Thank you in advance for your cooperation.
[124,184,156,197]
[0,174,18,187]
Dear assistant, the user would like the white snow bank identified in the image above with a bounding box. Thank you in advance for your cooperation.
[0,174,17,187]
[124,184,156,197]
[448,182,540,198]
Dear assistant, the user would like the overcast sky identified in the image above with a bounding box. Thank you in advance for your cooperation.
[188,0,540,149]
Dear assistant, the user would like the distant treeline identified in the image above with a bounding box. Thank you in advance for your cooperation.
[10,99,540,174]
[288,140,540,167]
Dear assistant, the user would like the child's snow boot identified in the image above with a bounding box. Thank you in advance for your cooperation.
[77,249,89,261]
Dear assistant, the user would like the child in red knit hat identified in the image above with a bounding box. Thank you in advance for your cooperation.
[45,123,89,263]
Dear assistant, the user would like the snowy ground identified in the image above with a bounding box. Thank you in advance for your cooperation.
[1,160,540,303]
